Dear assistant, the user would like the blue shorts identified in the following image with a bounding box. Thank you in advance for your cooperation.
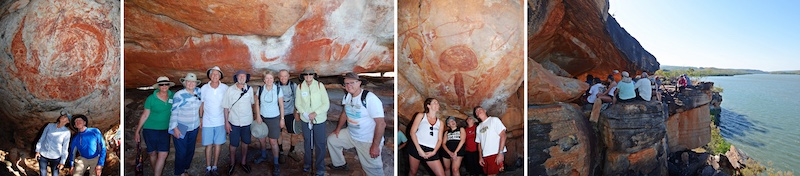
[229,124,252,147]
[142,129,170,152]
[202,126,226,146]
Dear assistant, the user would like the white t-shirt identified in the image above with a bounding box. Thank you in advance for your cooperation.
[200,82,229,127]
[258,84,285,118]
[587,83,604,103]
[475,117,507,157]
[415,114,441,148]
[342,89,384,143]
[221,84,255,126]
[635,78,652,101]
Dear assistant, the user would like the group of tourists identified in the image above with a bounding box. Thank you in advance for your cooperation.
[586,70,662,105]
[35,113,108,176]
[398,99,507,176]
[133,66,386,176]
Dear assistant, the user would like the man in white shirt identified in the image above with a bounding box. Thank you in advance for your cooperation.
[327,72,386,176]
[221,70,256,174]
[474,106,507,176]
[634,72,652,101]
[199,66,229,175]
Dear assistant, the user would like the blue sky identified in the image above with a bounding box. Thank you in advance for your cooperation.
[608,0,800,71]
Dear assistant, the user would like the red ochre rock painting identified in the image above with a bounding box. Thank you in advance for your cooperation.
[0,0,120,167]
[124,0,394,88]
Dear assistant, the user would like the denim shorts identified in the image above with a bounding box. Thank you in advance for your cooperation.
[142,129,170,152]
[229,124,252,147]
[202,126,226,146]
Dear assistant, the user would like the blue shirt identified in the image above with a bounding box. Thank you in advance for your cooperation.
[170,88,202,136]
[617,81,636,100]
[68,128,107,167]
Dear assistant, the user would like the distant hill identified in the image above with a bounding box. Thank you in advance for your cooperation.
[658,65,766,77]
[770,70,800,75]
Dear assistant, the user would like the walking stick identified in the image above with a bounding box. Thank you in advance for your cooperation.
[309,118,314,175]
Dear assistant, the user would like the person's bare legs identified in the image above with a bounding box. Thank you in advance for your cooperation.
[426,160,446,176]
[229,145,238,165]
[240,143,248,165]
[154,152,168,176]
[270,138,280,162]
[408,156,420,176]
[443,158,452,176]
[451,156,463,176]
[213,144,221,167]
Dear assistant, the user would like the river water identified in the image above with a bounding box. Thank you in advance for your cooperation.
[705,74,800,172]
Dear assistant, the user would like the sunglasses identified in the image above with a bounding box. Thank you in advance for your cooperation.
[301,73,315,76]
[429,126,434,136]
[344,81,360,86]
[158,83,170,86]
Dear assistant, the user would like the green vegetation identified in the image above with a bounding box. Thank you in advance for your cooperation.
[707,122,731,155]
[740,160,795,176]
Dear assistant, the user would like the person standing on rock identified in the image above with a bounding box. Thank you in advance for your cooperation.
[295,68,329,176]
[222,70,256,175]
[408,98,446,176]
[169,73,203,176]
[66,115,107,176]
[441,116,466,176]
[199,66,229,175]
[613,71,636,104]
[634,72,652,102]
[254,70,285,175]
[277,69,300,163]
[35,114,71,176]
[327,72,386,176]
[134,76,175,176]
[474,106,507,176]
[463,116,482,175]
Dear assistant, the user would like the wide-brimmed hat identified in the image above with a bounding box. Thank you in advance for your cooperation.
[342,72,366,86]
[152,76,175,88]
[180,73,201,85]
[232,70,250,83]
[206,66,224,79]
[620,71,632,83]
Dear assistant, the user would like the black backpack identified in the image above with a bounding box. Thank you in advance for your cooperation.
[344,90,371,108]
[258,84,282,100]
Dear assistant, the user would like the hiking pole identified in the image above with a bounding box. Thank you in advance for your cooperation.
[309,117,314,176]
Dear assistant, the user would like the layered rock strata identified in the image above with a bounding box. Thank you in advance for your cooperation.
[124,0,394,88]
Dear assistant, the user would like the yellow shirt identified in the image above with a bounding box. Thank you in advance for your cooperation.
[295,79,329,124]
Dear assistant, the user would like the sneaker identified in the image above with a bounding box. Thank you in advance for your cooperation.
[254,157,267,164]
[211,167,219,176]
[303,166,311,173]
[205,169,211,176]
[327,163,349,170]
[273,166,281,176]
[279,153,286,164]
[241,164,252,173]
[227,164,235,175]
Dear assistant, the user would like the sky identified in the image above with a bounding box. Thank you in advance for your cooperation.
[608,0,800,71]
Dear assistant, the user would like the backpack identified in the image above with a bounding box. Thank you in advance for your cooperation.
[344,90,371,108]
[276,81,296,99]
[258,84,281,101]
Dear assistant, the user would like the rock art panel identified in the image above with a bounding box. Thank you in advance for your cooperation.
[398,0,524,114]
[0,0,120,174]
[124,0,394,88]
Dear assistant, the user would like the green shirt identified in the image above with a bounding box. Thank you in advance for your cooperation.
[143,89,174,130]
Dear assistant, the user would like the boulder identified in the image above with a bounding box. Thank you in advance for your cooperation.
[527,58,588,105]
[667,104,712,152]
[124,0,394,88]
[528,103,594,176]
[599,100,668,175]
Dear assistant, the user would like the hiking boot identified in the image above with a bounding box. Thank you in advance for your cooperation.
[241,164,252,173]
[273,165,281,176]
[303,165,311,173]
[227,164,235,175]
[327,163,349,170]
[279,153,286,164]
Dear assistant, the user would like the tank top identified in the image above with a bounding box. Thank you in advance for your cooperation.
[415,113,441,148]
[446,128,461,141]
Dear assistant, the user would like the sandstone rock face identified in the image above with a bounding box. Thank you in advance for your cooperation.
[528,59,588,105]
[600,101,668,175]
[398,0,524,115]
[528,103,594,175]
[528,0,658,81]
[124,0,394,88]
[397,0,525,170]
[666,86,714,151]
[0,0,120,174]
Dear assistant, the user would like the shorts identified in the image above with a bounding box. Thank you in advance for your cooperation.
[202,126,226,146]
[262,116,281,139]
[483,154,504,175]
[440,141,465,159]
[284,114,301,134]
[229,124,252,147]
[408,143,440,161]
[142,129,170,152]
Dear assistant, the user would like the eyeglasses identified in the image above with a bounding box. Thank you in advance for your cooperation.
[158,83,170,86]
[429,126,434,136]
[301,73,314,76]
[344,81,360,86]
